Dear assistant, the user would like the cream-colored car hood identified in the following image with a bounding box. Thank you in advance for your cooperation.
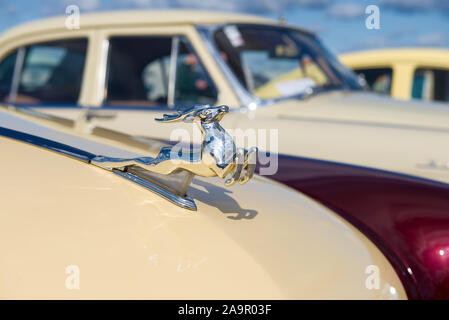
[269,91,449,131]
[230,91,449,184]
[0,111,405,299]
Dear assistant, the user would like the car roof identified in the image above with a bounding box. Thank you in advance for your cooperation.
[340,48,449,68]
[0,9,276,43]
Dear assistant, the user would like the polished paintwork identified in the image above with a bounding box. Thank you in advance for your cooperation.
[259,154,449,299]
[0,131,405,299]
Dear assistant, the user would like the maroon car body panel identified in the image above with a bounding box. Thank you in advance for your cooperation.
[257,154,449,300]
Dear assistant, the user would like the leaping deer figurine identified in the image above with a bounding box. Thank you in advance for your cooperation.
[91,105,258,186]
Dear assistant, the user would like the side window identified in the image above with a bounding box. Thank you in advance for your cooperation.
[412,68,449,102]
[16,39,87,104]
[106,36,172,106]
[105,36,217,108]
[0,50,17,101]
[175,38,217,105]
[353,68,392,95]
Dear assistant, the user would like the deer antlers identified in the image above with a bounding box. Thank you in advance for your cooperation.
[155,105,207,123]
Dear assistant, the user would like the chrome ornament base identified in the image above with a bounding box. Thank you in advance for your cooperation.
[113,169,197,211]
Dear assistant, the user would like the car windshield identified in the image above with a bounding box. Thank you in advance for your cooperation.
[213,24,361,100]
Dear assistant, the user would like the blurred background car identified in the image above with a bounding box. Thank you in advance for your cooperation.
[340,48,449,103]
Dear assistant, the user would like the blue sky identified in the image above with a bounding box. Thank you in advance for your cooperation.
[0,0,448,53]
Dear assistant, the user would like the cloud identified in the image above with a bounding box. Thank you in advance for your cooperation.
[60,0,101,11]
[356,35,388,49]
[327,2,364,19]
[41,0,101,16]
[294,0,333,9]
[112,0,334,13]
[6,4,18,15]
[36,0,337,19]
[380,0,449,12]
[302,23,327,34]
[415,32,446,46]
[79,0,101,11]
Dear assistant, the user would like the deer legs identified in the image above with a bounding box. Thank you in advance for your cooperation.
[224,147,258,186]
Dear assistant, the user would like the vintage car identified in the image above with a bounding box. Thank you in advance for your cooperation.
[0,11,448,184]
[340,48,449,103]
[0,104,408,299]
[6,103,449,300]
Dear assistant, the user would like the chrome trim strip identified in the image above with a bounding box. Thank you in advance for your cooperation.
[97,39,110,105]
[10,103,171,111]
[167,36,179,108]
[0,126,95,162]
[113,170,197,211]
[9,47,25,103]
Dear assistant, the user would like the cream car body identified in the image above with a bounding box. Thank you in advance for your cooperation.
[340,48,449,101]
[0,107,405,299]
[1,11,448,184]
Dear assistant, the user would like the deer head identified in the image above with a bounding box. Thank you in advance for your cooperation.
[156,105,229,124]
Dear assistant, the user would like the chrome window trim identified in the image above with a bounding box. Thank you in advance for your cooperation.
[97,39,110,106]
[8,47,25,103]
[167,36,179,108]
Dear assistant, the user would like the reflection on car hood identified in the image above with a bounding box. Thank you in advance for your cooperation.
[0,108,405,299]
[272,91,449,132]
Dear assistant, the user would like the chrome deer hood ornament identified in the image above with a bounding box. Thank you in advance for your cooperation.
[91,105,258,211]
